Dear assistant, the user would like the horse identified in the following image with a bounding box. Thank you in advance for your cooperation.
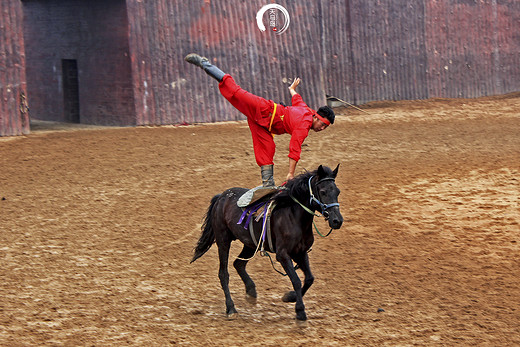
[190,164,343,321]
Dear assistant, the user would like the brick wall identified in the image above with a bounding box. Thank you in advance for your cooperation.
[23,0,135,125]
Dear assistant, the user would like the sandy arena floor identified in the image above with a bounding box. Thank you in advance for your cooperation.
[1,94,519,345]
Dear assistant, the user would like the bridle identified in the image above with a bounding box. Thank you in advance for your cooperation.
[308,175,340,220]
[288,175,340,237]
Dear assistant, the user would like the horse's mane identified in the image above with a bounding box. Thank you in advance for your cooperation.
[275,165,335,206]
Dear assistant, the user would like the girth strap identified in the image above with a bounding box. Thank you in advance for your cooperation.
[237,200,276,254]
[264,202,275,253]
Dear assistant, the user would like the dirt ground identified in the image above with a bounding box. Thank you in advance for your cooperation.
[1,93,519,346]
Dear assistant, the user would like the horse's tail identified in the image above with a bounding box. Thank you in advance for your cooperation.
[191,194,221,263]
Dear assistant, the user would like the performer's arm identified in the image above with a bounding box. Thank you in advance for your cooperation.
[288,77,301,97]
[287,158,297,181]
[286,126,310,181]
[289,77,309,107]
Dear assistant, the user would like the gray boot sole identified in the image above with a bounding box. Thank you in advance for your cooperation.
[184,53,209,67]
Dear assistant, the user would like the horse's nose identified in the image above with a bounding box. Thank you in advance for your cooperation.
[329,214,343,229]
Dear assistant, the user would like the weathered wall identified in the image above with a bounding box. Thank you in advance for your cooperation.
[1,0,519,135]
[137,0,519,124]
[23,0,135,126]
[322,0,520,103]
[425,0,520,98]
[125,0,329,125]
[346,0,430,102]
[0,0,29,136]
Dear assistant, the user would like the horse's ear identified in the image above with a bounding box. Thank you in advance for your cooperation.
[317,165,326,178]
[333,164,340,178]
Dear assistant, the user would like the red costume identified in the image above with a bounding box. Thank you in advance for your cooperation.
[219,74,315,166]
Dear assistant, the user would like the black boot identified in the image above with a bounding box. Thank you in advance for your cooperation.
[185,53,226,82]
[261,165,276,187]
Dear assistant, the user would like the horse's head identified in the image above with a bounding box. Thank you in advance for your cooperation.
[311,164,343,230]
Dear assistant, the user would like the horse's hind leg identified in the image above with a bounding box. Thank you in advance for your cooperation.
[233,246,257,303]
[216,233,237,318]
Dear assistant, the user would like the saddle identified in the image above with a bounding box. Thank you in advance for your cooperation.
[237,186,284,253]
[237,186,281,208]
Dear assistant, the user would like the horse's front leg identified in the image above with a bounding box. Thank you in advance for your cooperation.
[276,250,307,321]
[282,252,314,303]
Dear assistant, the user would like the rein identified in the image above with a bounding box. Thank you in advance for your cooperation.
[290,175,339,237]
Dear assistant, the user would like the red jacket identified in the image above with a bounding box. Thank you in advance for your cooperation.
[269,94,315,162]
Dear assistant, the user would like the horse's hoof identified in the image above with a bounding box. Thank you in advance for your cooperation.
[282,291,297,302]
[226,312,239,320]
[246,294,257,305]
[246,287,257,299]
[296,312,307,322]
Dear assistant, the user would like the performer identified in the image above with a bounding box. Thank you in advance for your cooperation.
[185,53,335,187]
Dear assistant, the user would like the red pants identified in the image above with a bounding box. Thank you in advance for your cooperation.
[219,74,276,166]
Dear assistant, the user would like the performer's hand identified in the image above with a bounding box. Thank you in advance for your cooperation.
[289,77,301,96]
[286,172,295,181]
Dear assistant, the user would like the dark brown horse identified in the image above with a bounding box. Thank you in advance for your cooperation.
[191,165,343,321]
